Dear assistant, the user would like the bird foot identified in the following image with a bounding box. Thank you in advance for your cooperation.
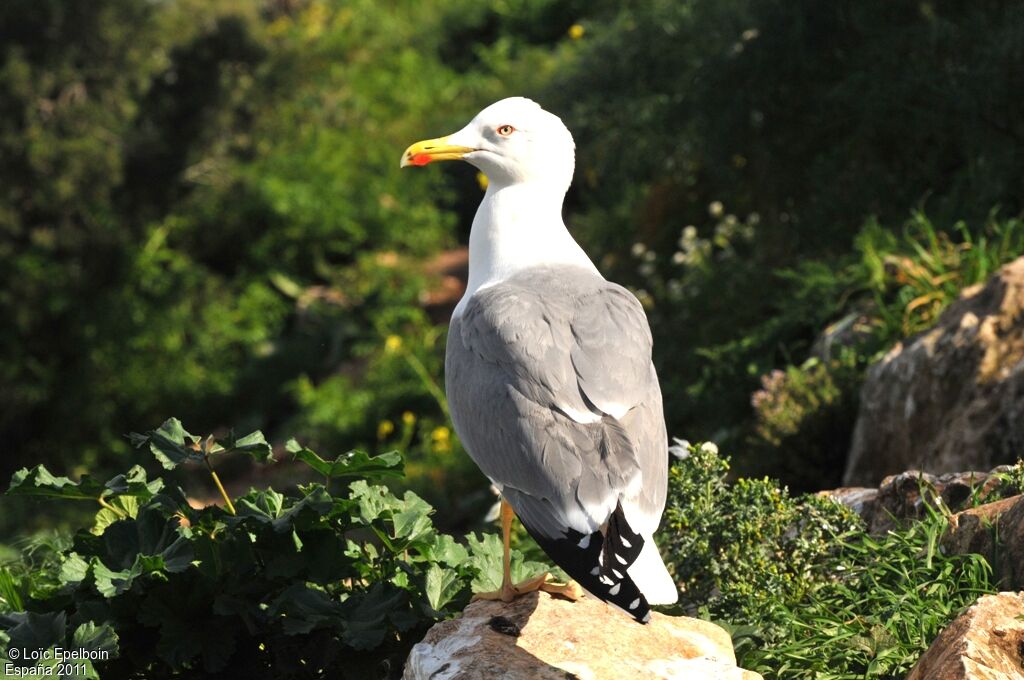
[472,572,585,603]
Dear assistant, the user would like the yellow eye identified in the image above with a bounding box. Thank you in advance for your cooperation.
[497,124,515,136]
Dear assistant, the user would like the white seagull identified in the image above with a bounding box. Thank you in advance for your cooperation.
[401,97,677,622]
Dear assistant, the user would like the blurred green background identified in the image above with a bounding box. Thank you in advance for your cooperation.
[2,0,1023,539]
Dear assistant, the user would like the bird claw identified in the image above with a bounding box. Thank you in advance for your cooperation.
[472,572,584,603]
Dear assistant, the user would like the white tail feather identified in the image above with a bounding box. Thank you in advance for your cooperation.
[627,536,678,605]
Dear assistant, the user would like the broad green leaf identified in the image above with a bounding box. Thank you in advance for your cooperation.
[6,465,105,500]
[423,564,463,613]
[277,487,335,530]
[218,430,274,463]
[420,534,470,567]
[72,621,119,658]
[100,507,194,575]
[287,440,403,479]
[466,533,548,593]
[269,584,343,635]
[391,492,434,546]
[103,465,164,500]
[92,559,143,598]
[349,481,395,524]
[234,488,287,523]
[337,583,405,650]
[92,495,140,536]
[58,552,90,586]
[2,611,65,652]
[348,483,435,550]
[132,418,203,470]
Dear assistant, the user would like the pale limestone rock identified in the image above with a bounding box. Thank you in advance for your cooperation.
[942,495,1024,590]
[844,256,1024,486]
[821,468,1009,534]
[403,590,764,680]
[906,592,1024,680]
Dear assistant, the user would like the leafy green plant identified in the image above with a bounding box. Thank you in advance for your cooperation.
[0,419,542,679]
[660,443,999,679]
[738,503,997,678]
[993,459,1024,498]
[858,212,1024,340]
[659,442,863,622]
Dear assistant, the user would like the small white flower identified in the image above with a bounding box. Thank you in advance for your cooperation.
[669,440,691,459]
[708,201,724,218]
[700,441,719,455]
[631,242,647,257]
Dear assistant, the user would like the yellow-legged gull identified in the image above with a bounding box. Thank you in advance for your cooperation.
[401,97,678,622]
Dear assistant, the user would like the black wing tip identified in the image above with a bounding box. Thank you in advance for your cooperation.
[520,504,652,624]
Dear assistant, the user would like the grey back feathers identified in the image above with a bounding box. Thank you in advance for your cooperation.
[445,264,669,621]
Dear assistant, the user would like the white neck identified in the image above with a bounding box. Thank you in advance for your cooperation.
[454,181,600,317]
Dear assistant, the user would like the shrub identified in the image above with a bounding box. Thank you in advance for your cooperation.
[659,442,863,623]
[660,443,1000,679]
[0,419,544,679]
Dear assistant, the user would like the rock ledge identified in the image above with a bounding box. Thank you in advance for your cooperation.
[403,590,763,680]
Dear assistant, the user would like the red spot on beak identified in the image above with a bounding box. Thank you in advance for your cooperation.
[410,153,433,166]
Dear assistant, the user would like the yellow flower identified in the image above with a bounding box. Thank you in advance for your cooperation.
[431,426,452,454]
[568,24,585,40]
[377,420,395,440]
[402,411,416,427]
[384,335,402,353]
[476,172,489,191]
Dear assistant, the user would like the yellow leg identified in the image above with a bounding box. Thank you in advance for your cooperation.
[472,498,585,603]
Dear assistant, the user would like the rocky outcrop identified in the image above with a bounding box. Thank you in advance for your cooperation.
[821,467,1010,535]
[403,590,764,680]
[941,495,1024,590]
[905,592,1024,680]
[844,256,1024,486]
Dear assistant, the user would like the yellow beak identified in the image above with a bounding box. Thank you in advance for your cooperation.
[400,136,475,168]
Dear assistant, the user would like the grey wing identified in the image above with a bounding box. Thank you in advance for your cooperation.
[446,268,667,539]
[569,282,668,534]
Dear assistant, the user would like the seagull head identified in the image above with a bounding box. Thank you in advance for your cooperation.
[401,97,575,191]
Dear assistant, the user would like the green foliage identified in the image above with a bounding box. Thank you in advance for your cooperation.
[1,420,542,679]
[0,0,580,528]
[857,212,1024,342]
[993,459,1024,498]
[545,0,1024,487]
[744,352,863,489]
[737,510,997,678]
[660,443,999,679]
[660,443,863,621]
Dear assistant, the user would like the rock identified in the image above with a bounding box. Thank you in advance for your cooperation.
[942,495,1024,590]
[844,256,1024,486]
[905,592,1024,680]
[821,468,1008,535]
[403,590,764,680]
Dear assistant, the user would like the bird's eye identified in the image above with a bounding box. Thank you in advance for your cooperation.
[496,124,515,137]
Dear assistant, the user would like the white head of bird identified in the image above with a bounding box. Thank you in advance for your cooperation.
[400,97,576,193]
[401,98,596,314]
